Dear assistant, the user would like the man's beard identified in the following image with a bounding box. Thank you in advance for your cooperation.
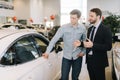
[90,19,97,24]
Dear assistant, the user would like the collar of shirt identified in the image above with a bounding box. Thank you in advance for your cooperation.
[70,23,80,29]
[93,20,101,28]
[91,20,101,41]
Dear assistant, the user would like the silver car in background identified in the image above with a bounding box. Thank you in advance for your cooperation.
[112,42,120,80]
[0,23,26,29]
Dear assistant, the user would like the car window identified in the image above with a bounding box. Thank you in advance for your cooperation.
[34,37,47,53]
[0,37,40,65]
[1,47,16,65]
[2,25,11,28]
[15,38,39,59]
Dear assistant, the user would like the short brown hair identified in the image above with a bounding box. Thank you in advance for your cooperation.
[70,9,81,18]
[90,8,102,18]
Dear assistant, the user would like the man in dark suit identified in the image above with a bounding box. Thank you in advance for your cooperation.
[74,8,112,80]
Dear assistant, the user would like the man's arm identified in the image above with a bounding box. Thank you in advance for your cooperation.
[83,26,112,51]
[42,27,63,58]
[79,29,87,54]
[73,28,87,55]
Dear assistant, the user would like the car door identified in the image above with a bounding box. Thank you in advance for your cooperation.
[31,35,61,80]
[15,35,57,80]
[0,34,56,80]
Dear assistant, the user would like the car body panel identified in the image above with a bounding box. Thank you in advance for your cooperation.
[0,52,62,80]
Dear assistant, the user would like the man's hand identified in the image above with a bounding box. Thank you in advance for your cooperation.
[73,40,81,47]
[77,53,84,57]
[42,53,49,59]
[83,39,93,48]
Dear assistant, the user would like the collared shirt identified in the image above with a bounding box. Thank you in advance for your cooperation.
[46,23,87,60]
[88,20,101,55]
[92,20,101,41]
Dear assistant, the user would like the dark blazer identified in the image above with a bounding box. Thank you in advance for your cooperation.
[86,22,112,67]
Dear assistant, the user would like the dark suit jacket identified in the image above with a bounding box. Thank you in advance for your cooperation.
[86,22,112,67]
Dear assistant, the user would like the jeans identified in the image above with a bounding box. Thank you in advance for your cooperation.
[61,57,82,80]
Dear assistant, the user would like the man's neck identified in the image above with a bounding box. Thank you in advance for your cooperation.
[72,23,78,27]
[94,19,101,27]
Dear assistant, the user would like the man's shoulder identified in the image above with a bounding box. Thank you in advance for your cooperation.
[58,23,70,31]
[78,24,86,30]
[100,23,110,29]
[62,23,71,28]
[78,23,85,27]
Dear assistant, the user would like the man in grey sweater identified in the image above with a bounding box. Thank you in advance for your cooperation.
[43,9,86,80]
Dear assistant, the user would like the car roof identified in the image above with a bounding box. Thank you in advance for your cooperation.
[0,29,36,39]
[0,29,19,39]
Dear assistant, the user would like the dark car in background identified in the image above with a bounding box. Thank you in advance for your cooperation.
[26,25,47,37]
[48,26,63,42]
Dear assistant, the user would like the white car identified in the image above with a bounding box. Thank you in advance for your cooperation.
[0,29,63,80]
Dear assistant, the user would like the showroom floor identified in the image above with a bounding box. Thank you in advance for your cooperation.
[56,51,112,80]
[77,56,112,80]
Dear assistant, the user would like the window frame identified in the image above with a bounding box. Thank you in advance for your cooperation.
[0,33,49,66]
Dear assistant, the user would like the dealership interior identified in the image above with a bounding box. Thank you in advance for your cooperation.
[0,0,120,80]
